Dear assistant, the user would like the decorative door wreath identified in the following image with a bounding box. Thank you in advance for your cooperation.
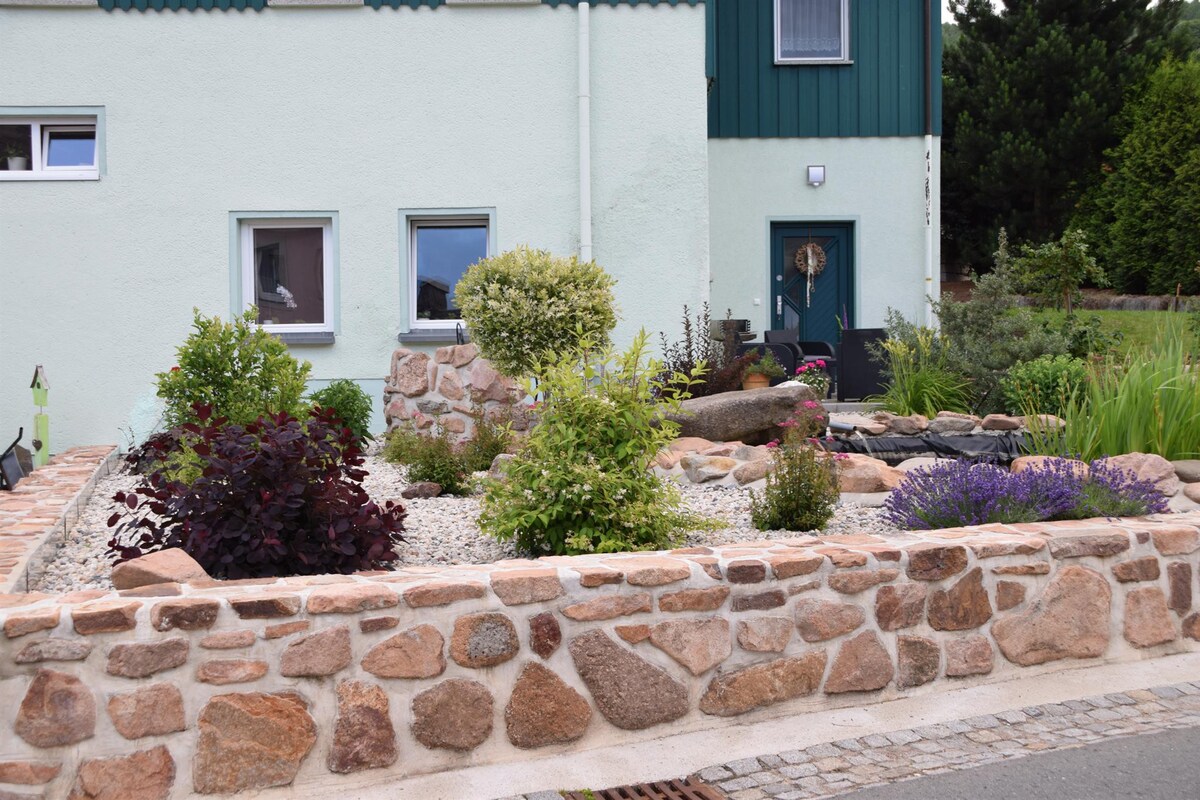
[794,242,827,308]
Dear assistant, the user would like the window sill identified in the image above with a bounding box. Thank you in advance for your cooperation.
[273,331,335,345]
[774,59,854,66]
[0,171,99,181]
[398,328,466,345]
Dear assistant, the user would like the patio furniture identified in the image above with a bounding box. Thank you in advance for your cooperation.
[837,327,887,401]
[764,329,838,396]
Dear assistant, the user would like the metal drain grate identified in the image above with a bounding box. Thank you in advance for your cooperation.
[560,778,726,800]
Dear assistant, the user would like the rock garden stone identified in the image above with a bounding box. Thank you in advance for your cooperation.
[392,353,431,397]
[825,632,893,693]
[874,412,929,435]
[68,746,175,800]
[648,618,732,675]
[411,679,494,751]
[1010,456,1088,478]
[329,680,397,773]
[1185,484,1200,503]
[569,630,688,730]
[895,457,948,473]
[681,455,738,483]
[668,383,819,443]
[505,663,592,749]
[192,692,317,794]
[450,612,519,667]
[835,454,904,493]
[732,459,773,485]
[362,624,446,679]
[927,415,976,434]
[110,549,207,590]
[72,600,140,634]
[1172,460,1200,483]
[992,565,1111,665]
[981,414,1022,431]
[1099,453,1182,497]
[16,669,96,747]
[402,482,443,499]
[698,651,827,716]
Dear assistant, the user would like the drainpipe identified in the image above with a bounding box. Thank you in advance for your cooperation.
[922,0,935,327]
[579,1,593,263]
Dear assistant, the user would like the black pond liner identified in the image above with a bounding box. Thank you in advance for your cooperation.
[821,432,1030,466]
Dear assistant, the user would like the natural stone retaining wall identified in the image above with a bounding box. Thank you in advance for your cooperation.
[2,513,1199,798]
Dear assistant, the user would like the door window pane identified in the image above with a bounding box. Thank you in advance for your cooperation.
[45,129,96,167]
[778,0,845,61]
[414,223,488,321]
[253,227,326,326]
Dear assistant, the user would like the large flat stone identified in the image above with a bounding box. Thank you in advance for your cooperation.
[67,746,175,800]
[906,545,968,581]
[107,683,186,739]
[111,549,207,590]
[825,632,893,694]
[736,617,794,652]
[106,638,189,678]
[897,635,940,688]
[569,630,688,730]
[927,567,993,631]
[505,662,592,749]
[1123,587,1177,648]
[992,565,1111,666]
[192,692,317,794]
[279,626,352,677]
[795,597,865,642]
[668,383,820,443]
[699,651,828,716]
[875,583,928,631]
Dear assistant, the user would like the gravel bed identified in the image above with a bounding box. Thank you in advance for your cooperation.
[32,452,905,593]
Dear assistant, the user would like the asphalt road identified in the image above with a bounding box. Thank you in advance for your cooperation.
[840,726,1200,800]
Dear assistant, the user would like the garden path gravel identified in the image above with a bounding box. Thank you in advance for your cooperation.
[32,453,905,593]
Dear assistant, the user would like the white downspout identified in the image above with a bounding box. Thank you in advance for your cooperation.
[578,1,593,263]
[924,135,934,327]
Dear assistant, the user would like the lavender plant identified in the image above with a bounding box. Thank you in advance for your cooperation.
[883,457,1167,530]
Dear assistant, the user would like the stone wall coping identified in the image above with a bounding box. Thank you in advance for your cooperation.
[1,512,1195,611]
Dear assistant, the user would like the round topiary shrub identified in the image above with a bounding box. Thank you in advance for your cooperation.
[454,246,617,379]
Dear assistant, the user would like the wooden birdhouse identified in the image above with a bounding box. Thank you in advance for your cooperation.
[30,366,48,408]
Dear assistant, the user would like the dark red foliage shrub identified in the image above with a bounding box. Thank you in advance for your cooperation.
[108,405,406,579]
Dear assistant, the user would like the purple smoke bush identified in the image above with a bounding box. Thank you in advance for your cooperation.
[883,457,1168,531]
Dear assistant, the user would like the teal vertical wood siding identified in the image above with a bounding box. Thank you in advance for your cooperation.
[707,0,942,138]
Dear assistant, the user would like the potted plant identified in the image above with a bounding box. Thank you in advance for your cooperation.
[793,360,831,398]
[4,144,28,172]
[742,350,785,390]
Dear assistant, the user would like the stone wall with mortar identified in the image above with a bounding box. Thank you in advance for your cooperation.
[383,344,529,441]
[2,513,1199,798]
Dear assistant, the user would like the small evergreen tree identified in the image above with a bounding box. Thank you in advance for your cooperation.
[1010,229,1107,315]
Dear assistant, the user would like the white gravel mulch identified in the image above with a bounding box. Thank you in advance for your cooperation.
[32,452,903,594]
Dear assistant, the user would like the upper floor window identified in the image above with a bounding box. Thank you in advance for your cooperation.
[1,116,99,180]
[775,0,851,64]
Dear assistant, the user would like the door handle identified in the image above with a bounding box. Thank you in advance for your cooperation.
[776,296,782,315]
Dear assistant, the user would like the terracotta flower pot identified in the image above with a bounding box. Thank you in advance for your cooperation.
[742,373,771,391]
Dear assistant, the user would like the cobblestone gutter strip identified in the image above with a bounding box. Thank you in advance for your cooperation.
[0,446,120,593]
[506,682,1200,800]
[696,683,1200,800]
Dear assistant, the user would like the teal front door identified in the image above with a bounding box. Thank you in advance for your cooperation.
[771,222,854,344]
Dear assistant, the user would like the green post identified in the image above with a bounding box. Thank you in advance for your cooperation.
[30,366,49,467]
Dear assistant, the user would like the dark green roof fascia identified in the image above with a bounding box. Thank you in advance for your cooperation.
[101,0,265,10]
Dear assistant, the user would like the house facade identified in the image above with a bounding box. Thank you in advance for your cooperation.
[0,0,940,450]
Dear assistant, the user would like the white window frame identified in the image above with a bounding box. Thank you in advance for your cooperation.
[774,0,853,66]
[0,116,99,181]
[407,215,491,331]
[239,217,335,335]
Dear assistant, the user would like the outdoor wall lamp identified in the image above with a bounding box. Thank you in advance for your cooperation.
[807,165,826,187]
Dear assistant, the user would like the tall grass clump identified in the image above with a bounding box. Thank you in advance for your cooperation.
[1024,322,1200,460]
[872,326,973,417]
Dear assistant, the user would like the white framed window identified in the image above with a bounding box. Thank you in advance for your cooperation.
[1,116,99,180]
[407,216,490,329]
[775,0,852,65]
[239,218,335,334]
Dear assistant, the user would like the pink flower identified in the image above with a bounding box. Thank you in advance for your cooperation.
[765,440,779,449]
[815,359,826,367]
[803,400,821,410]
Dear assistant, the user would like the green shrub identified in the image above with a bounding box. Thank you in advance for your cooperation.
[157,308,311,429]
[872,326,973,417]
[1001,355,1088,417]
[381,426,425,465]
[478,332,710,555]
[1010,229,1107,315]
[459,407,514,473]
[749,441,839,532]
[657,304,748,398]
[309,379,374,445]
[383,423,471,495]
[1024,321,1200,460]
[454,246,617,379]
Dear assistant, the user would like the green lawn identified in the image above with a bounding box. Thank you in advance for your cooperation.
[1029,308,1199,356]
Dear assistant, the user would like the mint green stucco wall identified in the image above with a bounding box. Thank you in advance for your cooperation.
[707,136,939,335]
[0,4,709,450]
